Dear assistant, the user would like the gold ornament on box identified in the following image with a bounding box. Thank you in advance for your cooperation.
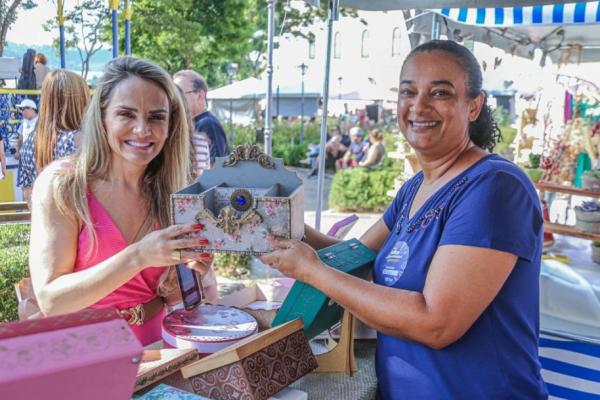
[222,144,275,169]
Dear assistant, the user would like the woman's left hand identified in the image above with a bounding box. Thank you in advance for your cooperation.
[260,237,326,283]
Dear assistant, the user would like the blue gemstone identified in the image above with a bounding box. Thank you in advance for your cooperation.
[236,195,247,206]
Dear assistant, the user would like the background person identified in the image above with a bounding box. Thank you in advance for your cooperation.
[0,134,5,179]
[17,70,89,207]
[336,126,369,170]
[12,99,38,161]
[34,53,50,90]
[174,70,229,165]
[29,57,212,346]
[358,128,385,168]
[262,40,547,399]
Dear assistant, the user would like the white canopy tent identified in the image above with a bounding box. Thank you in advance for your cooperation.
[208,77,321,125]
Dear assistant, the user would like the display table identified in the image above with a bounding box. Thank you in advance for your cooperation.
[290,340,377,400]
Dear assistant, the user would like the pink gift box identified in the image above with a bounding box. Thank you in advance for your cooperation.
[0,308,143,400]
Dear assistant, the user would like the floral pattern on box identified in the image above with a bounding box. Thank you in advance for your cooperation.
[171,146,304,255]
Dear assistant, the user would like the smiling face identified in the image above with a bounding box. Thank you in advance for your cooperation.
[103,76,170,171]
[397,51,483,156]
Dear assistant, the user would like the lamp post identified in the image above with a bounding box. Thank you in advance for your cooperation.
[226,63,238,145]
[338,76,343,100]
[299,63,308,144]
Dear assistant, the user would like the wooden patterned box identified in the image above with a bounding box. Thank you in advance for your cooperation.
[0,309,143,400]
[180,319,317,400]
[171,145,304,255]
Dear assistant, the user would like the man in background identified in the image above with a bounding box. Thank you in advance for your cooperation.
[174,70,229,167]
[12,99,38,161]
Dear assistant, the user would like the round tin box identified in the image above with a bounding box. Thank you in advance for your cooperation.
[162,305,258,354]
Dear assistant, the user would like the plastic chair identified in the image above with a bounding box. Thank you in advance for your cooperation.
[539,329,600,399]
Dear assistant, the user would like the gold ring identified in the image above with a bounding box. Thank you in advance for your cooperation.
[171,250,181,262]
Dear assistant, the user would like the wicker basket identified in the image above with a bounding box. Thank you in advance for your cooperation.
[575,207,600,233]
[582,175,600,192]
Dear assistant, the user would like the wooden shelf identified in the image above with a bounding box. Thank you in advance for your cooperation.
[535,182,600,198]
[544,222,600,241]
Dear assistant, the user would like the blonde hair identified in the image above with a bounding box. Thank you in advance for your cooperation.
[53,57,191,260]
[34,70,90,172]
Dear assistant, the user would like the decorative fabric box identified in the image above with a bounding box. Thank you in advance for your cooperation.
[273,239,376,340]
[171,145,304,255]
[0,308,143,400]
[181,319,317,400]
[161,304,258,354]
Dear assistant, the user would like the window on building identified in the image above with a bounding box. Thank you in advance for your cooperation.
[308,36,315,59]
[361,30,370,58]
[334,32,341,59]
[392,27,401,56]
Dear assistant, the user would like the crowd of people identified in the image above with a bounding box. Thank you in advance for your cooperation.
[3,41,547,399]
[307,123,387,177]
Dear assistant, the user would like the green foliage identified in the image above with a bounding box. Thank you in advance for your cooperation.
[0,223,30,322]
[529,153,541,169]
[272,142,308,167]
[213,253,252,279]
[492,123,517,157]
[584,170,600,179]
[492,106,514,127]
[0,1,37,57]
[329,159,401,212]
[125,0,258,87]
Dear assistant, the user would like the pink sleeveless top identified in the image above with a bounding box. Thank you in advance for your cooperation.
[73,191,166,346]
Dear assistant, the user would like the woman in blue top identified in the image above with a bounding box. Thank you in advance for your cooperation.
[262,40,547,399]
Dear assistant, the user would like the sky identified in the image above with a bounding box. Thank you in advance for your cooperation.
[7,1,69,46]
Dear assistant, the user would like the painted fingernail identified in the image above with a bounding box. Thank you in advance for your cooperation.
[200,253,211,259]
[198,239,209,245]
[193,223,204,230]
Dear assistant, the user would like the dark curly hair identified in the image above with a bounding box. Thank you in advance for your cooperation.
[402,40,501,151]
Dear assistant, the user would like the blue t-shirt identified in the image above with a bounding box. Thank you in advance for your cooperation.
[194,111,229,162]
[374,154,547,399]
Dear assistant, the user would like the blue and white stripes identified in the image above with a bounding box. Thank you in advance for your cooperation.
[435,2,600,27]
[539,333,600,400]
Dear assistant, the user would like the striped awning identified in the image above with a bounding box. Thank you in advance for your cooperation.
[435,1,600,27]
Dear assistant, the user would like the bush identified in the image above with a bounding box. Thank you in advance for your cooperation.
[0,223,30,322]
[329,159,401,212]
[272,142,309,167]
[213,253,252,279]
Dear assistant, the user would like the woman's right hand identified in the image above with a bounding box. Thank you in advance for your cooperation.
[132,223,210,269]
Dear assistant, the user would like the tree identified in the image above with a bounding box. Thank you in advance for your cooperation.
[44,0,110,79]
[125,0,358,88]
[0,0,36,56]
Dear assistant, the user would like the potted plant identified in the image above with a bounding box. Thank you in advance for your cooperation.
[574,201,600,233]
[583,170,600,192]
[523,153,544,182]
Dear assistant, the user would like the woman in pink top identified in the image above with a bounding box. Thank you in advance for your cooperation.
[29,57,213,345]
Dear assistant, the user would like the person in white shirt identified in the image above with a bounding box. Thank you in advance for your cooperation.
[14,99,38,160]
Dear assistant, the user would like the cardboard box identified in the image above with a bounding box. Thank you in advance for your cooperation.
[181,319,317,400]
[0,309,143,400]
[213,278,294,330]
[273,239,376,340]
[171,145,304,255]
